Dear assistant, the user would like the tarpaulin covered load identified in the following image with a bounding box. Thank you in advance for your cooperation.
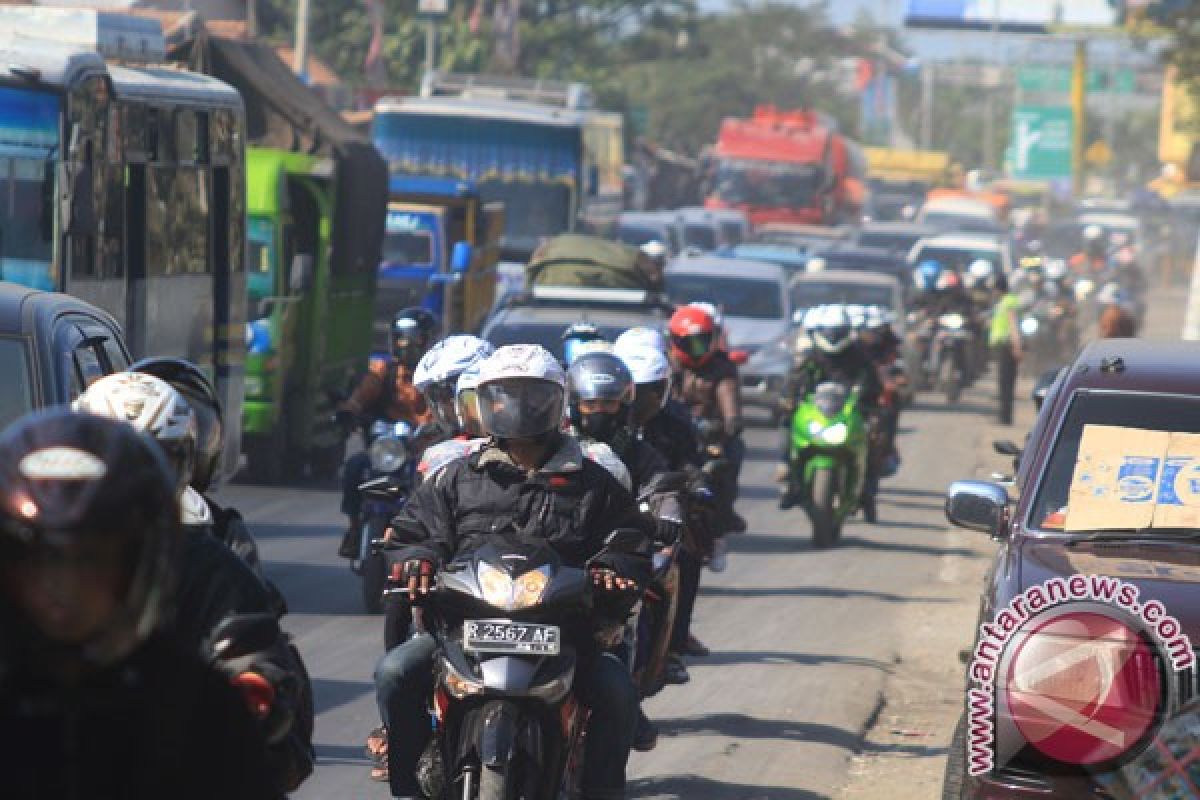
[163,15,386,276]
[526,234,663,291]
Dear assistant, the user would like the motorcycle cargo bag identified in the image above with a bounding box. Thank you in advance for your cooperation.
[526,234,664,291]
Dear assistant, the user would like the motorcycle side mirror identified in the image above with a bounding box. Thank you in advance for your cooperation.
[992,440,1022,457]
[207,612,281,661]
[728,349,749,365]
[603,528,647,554]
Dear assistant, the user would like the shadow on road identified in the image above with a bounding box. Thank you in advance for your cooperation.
[880,498,945,512]
[313,742,371,768]
[656,713,860,748]
[698,585,951,604]
[729,533,972,558]
[691,649,893,671]
[629,774,828,799]
[248,523,337,540]
[878,487,946,500]
[265,562,366,615]
[312,677,375,716]
[911,399,994,416]
[839,535,973,557]
[738,484,782,501]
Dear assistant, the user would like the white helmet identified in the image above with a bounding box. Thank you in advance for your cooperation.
[812,305,854,355]
[1045,259,1069,282]
[616,343,672,385]
[475,345,567,439]
[1083,224,1105,243]
[414,335,495,390]
[74,372,197,492]
[864,305,887,331]
[640,240,668,263]
[415,335,495,430]
[613,326,668,356]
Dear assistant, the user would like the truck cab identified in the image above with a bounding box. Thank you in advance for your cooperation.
[375,176,503,344]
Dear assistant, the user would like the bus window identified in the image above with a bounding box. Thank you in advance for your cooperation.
[0,156,57,290]
[146,167,211,275]
[247,215,276,307]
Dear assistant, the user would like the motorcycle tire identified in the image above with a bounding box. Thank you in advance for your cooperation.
[360,518,388,614]
[809,467,839,549]
[939,358,961,406]
[941,713,968,800]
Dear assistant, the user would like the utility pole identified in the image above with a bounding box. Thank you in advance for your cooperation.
[921,62,935,149]
[246,0,257,38]
[425,19,436,79]
[1071,38,1088,196]
[293,0,311,81]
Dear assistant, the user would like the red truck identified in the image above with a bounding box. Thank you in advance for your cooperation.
[705,105,865,228]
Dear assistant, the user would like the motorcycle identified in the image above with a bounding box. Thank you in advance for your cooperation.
[928,312,973,406]
[352,419,416,613]
[1018,296,1076,377]
[402,529,644,800]
[786,381,868,548]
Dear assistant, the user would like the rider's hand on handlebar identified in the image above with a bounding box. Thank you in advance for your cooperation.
[590,567,638,594]
[401,558,436,596]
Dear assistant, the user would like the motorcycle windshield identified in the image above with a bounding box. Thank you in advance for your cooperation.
[813,382,848,418]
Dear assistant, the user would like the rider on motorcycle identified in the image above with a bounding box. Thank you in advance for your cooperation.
[412,335,495,481]
[376,344,652,800]
[338,307,437,558]
[780,305,883,515]
[669,305,746,539]
[0,410,275,798]
[73,373,316,793]
[562,322,611,366]
[859,307,902,475]
[1070,224,1109,276]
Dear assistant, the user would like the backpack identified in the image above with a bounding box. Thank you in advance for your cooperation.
[526,234,663,291]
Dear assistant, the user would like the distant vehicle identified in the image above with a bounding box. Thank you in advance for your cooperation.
[943,339,1200,799]
[706,105,865,226]
[788,270,906,338]
[0,283,130,430]
[805,245,912,285]
[373,73,624,263]
[616,211,683,254]
[917,197,1003,234]
[718,243,810,276]
[854,223,939,257]
[675,206,750,251]
[863,181,928,223]
[864,148,949,219]
[481,287,672,363]
[0,8,246,481]
[666,256,792,416]
[909,233,1012,276]
[753,223,853,254]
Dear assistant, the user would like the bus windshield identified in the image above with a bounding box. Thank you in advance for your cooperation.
[713,159,822,208]
[0,86,59,291]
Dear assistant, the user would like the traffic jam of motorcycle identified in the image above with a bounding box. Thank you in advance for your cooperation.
[4,2,1200,799]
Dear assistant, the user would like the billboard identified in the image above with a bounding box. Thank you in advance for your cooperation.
[905,0,1117,32]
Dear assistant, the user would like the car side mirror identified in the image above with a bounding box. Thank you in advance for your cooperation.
[945,480,1009,536]
[603,528,647,554]
[992,440,1022,457]
[728,349,749,365]
[207,612,280,661]
[451,241,473,274]
[289,254,314,293]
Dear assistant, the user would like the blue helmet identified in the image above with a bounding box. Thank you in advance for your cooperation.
[914,259,945,293]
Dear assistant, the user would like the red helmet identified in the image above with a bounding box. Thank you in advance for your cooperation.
[669,305,717,368]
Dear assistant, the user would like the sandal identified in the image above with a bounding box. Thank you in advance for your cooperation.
[369,763,389,782]
[365,725,388,762]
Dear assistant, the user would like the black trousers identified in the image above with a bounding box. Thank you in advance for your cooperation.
[994,345,1018,425]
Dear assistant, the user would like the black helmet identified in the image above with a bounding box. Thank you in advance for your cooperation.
[0,409,179,669]
[567,351,635,444]
[131,357,224,493]
[392,307,438,368]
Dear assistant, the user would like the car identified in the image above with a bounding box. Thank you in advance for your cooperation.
[480,286,673,363]
[665,256,792,417]
[909,233,1013,276]
[0,282,132,430]
[717,242,810,276]
[752,223,853,253]
[616,211,684,255]
[805,244,913,285]
[854,222,939,257]
[917,197,1004,235]
[674,206,749,252]
[943,339,1200,799]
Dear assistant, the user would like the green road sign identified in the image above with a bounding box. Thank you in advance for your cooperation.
[1017,65,1137,95]
[1010,105,1073,181]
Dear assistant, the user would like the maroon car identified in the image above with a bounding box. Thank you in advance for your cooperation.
[943,339,1200,799]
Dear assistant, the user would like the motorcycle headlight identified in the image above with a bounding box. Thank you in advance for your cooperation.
[939,313,965,330]
[821,422,849,445]
[1020,317,1040,336]
[369,436,408,473]
[477,564,550,611]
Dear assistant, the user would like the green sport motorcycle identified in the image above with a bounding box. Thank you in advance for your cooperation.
[784,381,869,548]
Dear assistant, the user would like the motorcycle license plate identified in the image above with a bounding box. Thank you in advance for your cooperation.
[463,620,561,656]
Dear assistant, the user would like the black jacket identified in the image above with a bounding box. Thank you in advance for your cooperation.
[0,634,275,800]
[390,436,652,584]
[642,399,702,471]
[788,344,882,409]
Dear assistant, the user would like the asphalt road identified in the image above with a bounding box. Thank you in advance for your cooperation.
[218,378,1003,799]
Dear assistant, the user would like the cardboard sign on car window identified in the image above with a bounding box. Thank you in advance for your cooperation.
[1065,425,1200,532]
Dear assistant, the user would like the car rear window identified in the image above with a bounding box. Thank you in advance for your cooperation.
[1030,391,1200,531]
[667,274,784,320]
[0,338,33,430]
[484,320,646,361]
[912,246,1001,273]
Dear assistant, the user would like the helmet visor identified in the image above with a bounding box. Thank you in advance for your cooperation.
[423,380,459,430]
[476,379,565,439]
[455,388,483,436]
[672,332,714,361]
[632,379,669,424]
